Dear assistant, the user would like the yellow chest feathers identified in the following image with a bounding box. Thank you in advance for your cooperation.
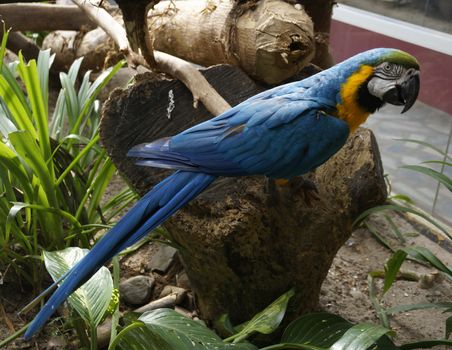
[336,65,374,133]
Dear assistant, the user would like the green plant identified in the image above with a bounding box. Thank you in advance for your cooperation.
[44,247,114,349]
[366,246,452,342]
[109,288,450,350]
[351,137,452,347]
[0,29,137,286]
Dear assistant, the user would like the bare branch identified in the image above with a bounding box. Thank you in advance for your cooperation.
[154,51,231,115]
[71,0,230,115]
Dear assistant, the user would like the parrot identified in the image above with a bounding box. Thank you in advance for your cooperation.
[24,48,420,339]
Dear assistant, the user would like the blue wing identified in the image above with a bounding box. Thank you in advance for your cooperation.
[128,94,349,179]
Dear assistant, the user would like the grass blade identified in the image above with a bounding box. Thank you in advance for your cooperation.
[401,165,451,192]
[354,204,451,240]
[383,250,408,295]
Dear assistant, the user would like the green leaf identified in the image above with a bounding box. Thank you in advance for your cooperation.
[0,25,9,71]
[402,246,452,279]
[395,138,452,160]
[401,165,451,192]
[389,194,414,204]
[43,247,113,329]
[330,323,394,350]
[282,312,352,347]
[227,288,295,343]
[0,102,18,137]
[422,160,452,167]
[17,53,52,167]
[281,312,397,350]
[37,49,52,115]
[110,309,257,350]
[367,274,390,329]
[70,61,124,135]
[9,131,57,207]
[383,250,408,295]
[386,302,452,315]
[0,75,36,139]
[353,204,451,240]
[60,72,80,126]
[8,202,81,230]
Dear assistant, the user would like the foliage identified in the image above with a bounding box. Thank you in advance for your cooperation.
[0,30,137,285]
[44,247,114,349]
[107,288,452,350]
[354,137,452,240]
[353,137,452,346]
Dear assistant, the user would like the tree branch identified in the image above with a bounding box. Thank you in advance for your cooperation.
[71,0,230,115]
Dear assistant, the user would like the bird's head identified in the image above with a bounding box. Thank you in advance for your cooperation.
[365,50,420,113]
[336,48,420,132]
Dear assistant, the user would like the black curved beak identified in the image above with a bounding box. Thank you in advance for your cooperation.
[400,73,420,113]
[382,72,420,113]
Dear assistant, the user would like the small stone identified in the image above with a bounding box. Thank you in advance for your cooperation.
[119,275,155,306]
[294,3,302,10]
[349,289,366,300]
[147,244,178,273]
[97,318,112,349]
[176,271,191,290]
[47,336,67,349]
[159,285,187,305]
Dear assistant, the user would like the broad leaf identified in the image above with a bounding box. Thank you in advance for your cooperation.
[282,312,352,347]
[330,324,394,350]
[110,308,257,350]
[281,312,397,350]
[43,247,113,329]
[228,288,295,343]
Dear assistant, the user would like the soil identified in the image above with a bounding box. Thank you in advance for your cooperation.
[1,202,450,349]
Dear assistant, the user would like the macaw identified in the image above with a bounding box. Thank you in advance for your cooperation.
[24,48,420,338]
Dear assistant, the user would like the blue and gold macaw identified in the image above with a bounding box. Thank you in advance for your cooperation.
[24,48,420,338]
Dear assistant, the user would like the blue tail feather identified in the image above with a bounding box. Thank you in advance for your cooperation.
[24,171,216,339]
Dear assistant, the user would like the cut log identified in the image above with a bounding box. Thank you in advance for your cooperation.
[101,65,387,327]
[0,4,95,32]
[147,0,315,84]
[297,0,335,68]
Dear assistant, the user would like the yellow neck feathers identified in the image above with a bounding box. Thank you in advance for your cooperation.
[336,65,374,133]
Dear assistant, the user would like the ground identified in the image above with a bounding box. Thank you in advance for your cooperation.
[1,207,450,349]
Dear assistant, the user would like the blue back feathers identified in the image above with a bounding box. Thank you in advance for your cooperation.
[25,48,405,339]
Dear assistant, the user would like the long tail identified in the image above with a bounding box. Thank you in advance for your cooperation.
[24,171,216,339]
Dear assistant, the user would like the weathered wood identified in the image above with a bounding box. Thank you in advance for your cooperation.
[148,0,315,84]
[101,65,387,327]
[0,4,94,32]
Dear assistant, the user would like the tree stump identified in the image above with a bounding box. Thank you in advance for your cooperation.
[101,65,387,327]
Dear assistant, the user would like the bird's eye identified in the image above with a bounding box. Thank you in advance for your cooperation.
[383,63,393,72]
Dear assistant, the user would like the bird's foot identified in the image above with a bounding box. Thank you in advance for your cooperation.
[264,177,320,207]
[264,178,280,206]
[288,177,320,207]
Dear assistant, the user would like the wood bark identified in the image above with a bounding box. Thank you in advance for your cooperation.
[101,65,387,327]
[297,0,335,68]
[0,4,95,32]
[148,0,315,84]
